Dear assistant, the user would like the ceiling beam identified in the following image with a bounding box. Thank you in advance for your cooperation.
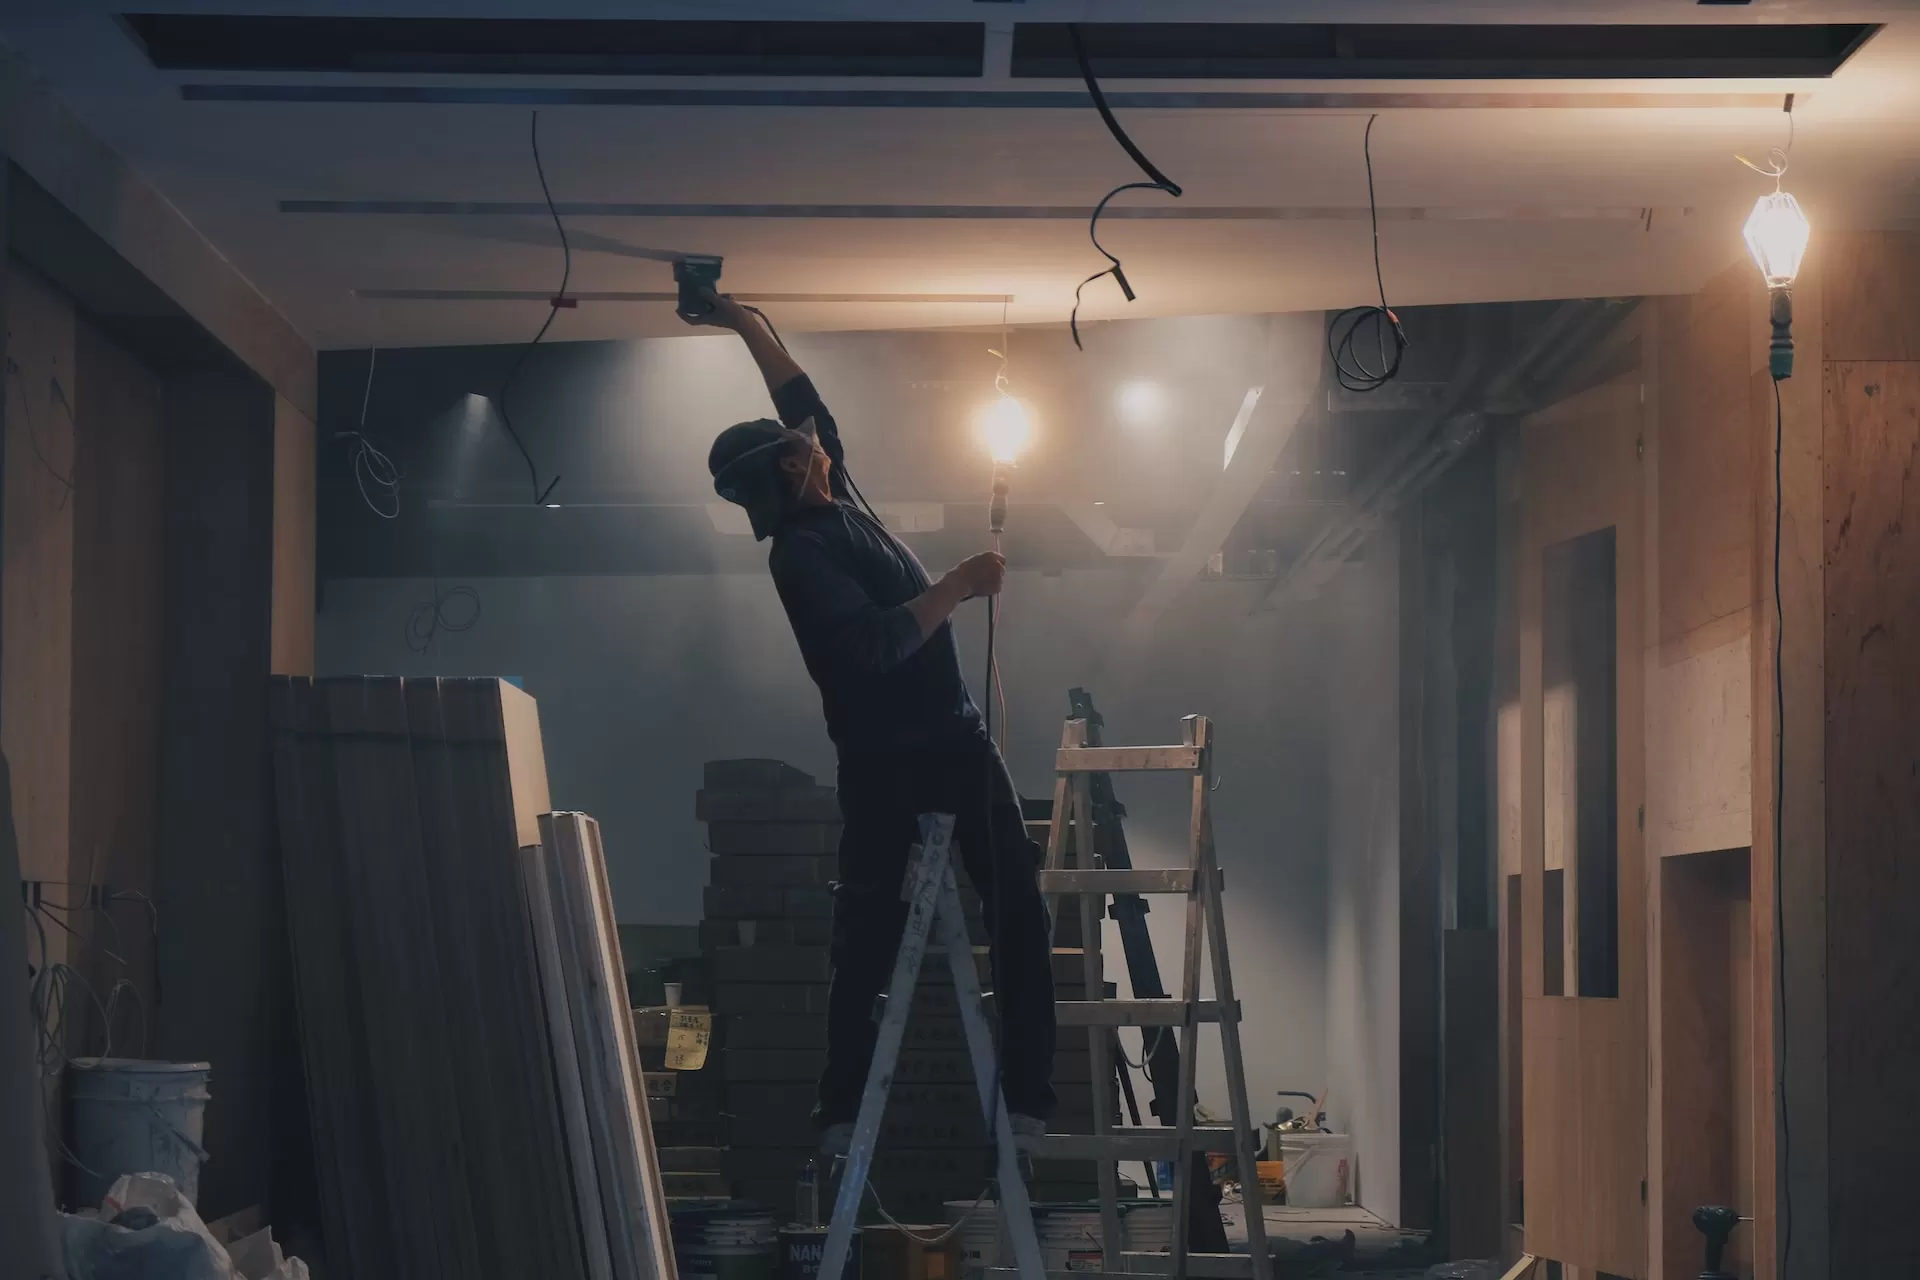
[284,200,1691,224]
[187,85,1793,110]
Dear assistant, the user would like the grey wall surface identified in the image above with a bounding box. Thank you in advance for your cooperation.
[156,367,302,1222]
[317,566,1330,1118]
[1323,534,1403,1223]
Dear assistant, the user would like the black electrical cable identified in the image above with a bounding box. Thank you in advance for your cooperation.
[1771,375,1792,1273]
[1069,24,1182,196]
[4,357,76,503]
[1066,23,1181,351]
[1326,115,1409,393]
[981,582,1014,1168]
[339,346,402,519]
[495,110,565,507]
[406,582,482,655]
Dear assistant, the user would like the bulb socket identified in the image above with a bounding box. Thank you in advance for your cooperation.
[1768,287,1795,381]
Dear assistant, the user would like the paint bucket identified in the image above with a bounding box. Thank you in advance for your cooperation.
[778,1225,860,1279]
[946,1199,1002,1277]
[1120,1199,1175,1254]
[1277,1131,1353,1208]
[673,1204,777,1280]
[66,1058,212,1208]
[1033,1204,1104,1272]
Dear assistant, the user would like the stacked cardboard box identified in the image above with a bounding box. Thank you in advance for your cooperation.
[698,759,1098,1223]
[633,1007,728,1200]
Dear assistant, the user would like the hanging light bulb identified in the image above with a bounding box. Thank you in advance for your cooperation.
[980,393,1032,466]
[1739,97,1806,381]
[1744,189,1810,291]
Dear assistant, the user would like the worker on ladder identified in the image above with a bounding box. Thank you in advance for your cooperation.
[693,295,1058,1155]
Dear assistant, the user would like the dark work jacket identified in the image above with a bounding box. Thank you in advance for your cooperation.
[766,375,983,756]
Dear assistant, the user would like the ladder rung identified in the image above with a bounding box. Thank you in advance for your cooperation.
[1021,1125,1240,1161]
[1056,745,1202,773]
[1055,999,1237,1027]
[1120,1253,1257,1277]
[1038,869,1194,895]
[987,1256,1256,1279]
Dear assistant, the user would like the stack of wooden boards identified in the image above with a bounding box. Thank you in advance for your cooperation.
[267,676,674,1280]
[696,759,1097,1223]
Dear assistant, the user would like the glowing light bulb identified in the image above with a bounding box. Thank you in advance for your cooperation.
[1744,190,1810,289]
[980,394,1032,464]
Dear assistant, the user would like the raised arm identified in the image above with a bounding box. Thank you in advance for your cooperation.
[687,292,849,496]
[703,294,805,397]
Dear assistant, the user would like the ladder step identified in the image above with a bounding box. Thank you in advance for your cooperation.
[1120,1253,1258,1277]
[986,1257,1254,1279]
[1056,745,1203,773]
[1056,999,1237,1027]
[1021,1125,1240,1160]
[1038,868,1194,895]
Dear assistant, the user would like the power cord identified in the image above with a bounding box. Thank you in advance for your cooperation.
[1326,115,1408,394]
[1067,23,1182,351]
[1771,375,1792,1274]
[337,346,401,519]
[406,582,482,654]
[4,355,76,505]
[495,110,566,507]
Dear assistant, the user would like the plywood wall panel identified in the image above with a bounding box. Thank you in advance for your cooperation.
[1655,271,1758,648]
[1646,627,1751,859]
[1821,359,1920,1278]
[2,262,74,886]
[270,395,315,677]
[1821,233,1920,362]
[68,316,165,1047]
[1519,382,1648,1277]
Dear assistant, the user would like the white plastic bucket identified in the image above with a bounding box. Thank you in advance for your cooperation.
[1120,1199,1174,1253]
[1278,1131,1353,1208]
[67,1058,212,1208]
[946,1199,1003,1276]
[1034,1204,1103,1272]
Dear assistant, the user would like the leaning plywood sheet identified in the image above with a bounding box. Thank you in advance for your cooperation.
[323,676,480,1280]
[436,677,590,1279]
[539,812,678,1280]
[267,677,393,1278]
[522,838,618,1280]
[269,675,593,1280]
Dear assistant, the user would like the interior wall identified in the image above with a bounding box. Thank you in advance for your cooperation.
[316,566,1330,1120]
[1323,530,1401,1223]
[69,312,165,1061]
[1819,230,1920,1279]
[156,367,298,1221]
[272,394,316,677]
[3,261,75,889]
[0,171,67,1278]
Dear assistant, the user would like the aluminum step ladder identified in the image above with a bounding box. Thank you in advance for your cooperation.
[818,811,1047,1280]
[1003,713,1274,1280]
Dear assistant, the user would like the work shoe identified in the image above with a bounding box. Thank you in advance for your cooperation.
[820,1122,854,1157]
[1008,1113,1046,1152]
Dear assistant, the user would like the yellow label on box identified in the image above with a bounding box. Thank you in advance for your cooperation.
[664,1009,711,1071]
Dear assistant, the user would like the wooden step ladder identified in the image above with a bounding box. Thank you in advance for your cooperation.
[1015,713,1273,1280]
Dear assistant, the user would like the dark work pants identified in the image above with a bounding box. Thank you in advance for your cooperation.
[815,734,1057,1126]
